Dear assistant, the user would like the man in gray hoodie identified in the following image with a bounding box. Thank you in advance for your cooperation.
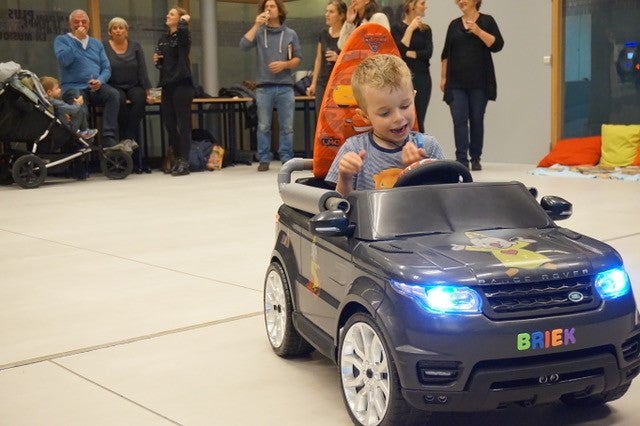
[240,0,302,171]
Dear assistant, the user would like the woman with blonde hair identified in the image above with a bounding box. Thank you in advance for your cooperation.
[104,17,153,168]
[153,6,194,176]
[307,0,347,110]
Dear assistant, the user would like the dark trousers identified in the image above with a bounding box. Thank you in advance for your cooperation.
[64,84,120,146]
[448,88,488,162]
[116,86,146,141]
[413,73,432,133]
[161,80,194,160]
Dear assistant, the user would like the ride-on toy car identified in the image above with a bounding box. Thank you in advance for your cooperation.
[263,158,640,426]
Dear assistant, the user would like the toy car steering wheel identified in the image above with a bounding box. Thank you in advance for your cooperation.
[394,159,473,188]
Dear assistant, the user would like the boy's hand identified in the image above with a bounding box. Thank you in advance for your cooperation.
[338,150,365,178]
[73,96,84,106]
[401,142,426,167]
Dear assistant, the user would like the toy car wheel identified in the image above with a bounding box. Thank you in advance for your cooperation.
[12,154,47,189]
[101,151,133,180]
[339,313,427,426]
[561,382,631,407]
[263,262,314,357]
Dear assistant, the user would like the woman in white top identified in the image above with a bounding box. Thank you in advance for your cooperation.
[337,0,390,49]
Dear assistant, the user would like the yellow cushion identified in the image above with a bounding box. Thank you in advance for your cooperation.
[599,124,640,167]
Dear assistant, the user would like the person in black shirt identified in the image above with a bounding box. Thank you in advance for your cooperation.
[307,0,347,111]
[440,0,503,171]
[153,7,194,176]
[392,0,433,133]
[104,17,154,158]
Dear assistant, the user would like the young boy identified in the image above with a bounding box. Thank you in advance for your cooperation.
[325,54,445,196]
[40,76,98,140]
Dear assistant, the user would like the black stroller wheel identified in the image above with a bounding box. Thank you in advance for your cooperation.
[12,154,47,189]
[101,150,133,180]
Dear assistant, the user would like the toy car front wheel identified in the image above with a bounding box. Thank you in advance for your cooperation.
[560,382,631,407]
[263,261,314,357]
[101,150,133,180]
[12,154,47,189]
[339,313,428,426]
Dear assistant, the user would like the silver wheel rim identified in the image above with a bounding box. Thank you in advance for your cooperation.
[264,268,286,348]
[341,321,390,426]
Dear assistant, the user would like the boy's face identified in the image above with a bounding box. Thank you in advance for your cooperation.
[359,84,416,144]
[48,83,62,99]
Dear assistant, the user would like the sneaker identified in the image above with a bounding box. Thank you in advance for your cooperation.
[171,158,190,176]
[471,159,482,171]
[257,162,270,172]
[122,139,139,153]
[104,142,125,151]
[78,129,98,140]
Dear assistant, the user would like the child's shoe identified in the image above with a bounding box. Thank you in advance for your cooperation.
[78,128,99,140]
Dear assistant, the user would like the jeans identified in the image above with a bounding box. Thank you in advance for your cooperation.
[64,84,120,146]
[255,85,295,163]
[448,88,488,163]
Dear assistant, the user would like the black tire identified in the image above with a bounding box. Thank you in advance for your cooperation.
[101,150,133,180]
[263,261,314,357]
[561,382,631,407]
[12,154,47,189]
[339,313,429,426]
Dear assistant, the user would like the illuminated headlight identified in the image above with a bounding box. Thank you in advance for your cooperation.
[391,281,482,314]
[594,268,631,300]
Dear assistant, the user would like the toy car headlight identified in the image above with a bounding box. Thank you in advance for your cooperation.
[390,281,482,314]
[594,268,631,300]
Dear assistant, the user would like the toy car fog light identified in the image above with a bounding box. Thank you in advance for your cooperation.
[391,281,482,313]
[594,268,630,300]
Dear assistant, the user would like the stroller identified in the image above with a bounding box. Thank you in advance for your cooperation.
[0,62,132,189]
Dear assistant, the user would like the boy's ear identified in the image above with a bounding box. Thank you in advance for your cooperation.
[355,107,370,123]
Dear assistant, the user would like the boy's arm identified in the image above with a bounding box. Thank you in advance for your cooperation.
[335,150,365,196]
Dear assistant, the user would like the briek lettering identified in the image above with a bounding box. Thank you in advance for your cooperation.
[516,328,576,351]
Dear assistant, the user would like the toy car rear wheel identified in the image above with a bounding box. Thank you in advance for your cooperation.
[339,312,429,426]
[263,261,314,357]
[12,154,47,189]
[101,151,133,180]
[560,382,631,407]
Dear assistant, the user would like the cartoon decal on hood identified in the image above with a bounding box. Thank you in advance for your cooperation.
[451,232,559,277]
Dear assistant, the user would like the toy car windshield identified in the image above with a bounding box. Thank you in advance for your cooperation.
[348,181,554,241]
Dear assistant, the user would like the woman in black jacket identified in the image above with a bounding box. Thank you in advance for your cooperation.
[154,6,194,176]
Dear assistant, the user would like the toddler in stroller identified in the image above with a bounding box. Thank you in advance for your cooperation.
[40,76,98,141]
[0,62,132,188]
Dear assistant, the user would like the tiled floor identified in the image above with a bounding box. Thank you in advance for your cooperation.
[1,162,639,426]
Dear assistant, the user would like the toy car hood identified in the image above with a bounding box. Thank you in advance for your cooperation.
[359,228,621,285]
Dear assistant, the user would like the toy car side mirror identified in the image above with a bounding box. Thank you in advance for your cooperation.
[309,210,354,237]
[540,196,572,220]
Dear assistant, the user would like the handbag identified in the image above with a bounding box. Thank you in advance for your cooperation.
[294,71,312,95]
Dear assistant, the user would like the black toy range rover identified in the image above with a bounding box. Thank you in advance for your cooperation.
[263,159,640,426]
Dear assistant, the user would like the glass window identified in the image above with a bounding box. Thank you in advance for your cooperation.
[564,0,640,138]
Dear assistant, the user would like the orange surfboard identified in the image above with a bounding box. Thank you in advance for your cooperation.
[312,23,411,178]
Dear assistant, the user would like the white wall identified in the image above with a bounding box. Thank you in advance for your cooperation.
[425,1,552,164]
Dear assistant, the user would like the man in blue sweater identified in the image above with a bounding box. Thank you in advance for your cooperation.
[54,9,120,148]
[240,0,302,171]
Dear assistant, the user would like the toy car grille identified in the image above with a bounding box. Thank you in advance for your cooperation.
[481,277,598,320]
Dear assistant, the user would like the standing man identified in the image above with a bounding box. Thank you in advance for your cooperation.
[54,9,120,149]
[240,0,302,171]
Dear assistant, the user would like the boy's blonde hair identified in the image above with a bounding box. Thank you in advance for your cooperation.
[351,54,413,110]
[39,76,58,93]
